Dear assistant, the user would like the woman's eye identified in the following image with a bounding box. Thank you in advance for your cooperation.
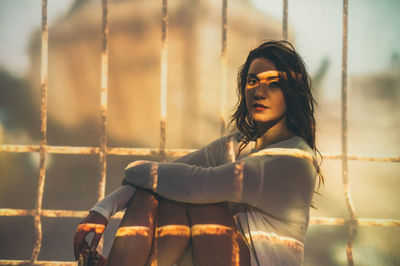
[247,78,258,87]
[268,81,280,88]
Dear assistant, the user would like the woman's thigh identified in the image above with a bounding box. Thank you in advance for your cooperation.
[106,191,250,266]
[107,189,158,266]
[188,203,250,266]
[151,199,191,266]
[153,201,250,266]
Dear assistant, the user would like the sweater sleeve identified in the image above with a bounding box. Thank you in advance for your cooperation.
[89,185,136,220]
[89,135,230,220]
[123,149,317,221]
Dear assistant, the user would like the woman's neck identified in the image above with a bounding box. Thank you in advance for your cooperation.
[255,117,295,150]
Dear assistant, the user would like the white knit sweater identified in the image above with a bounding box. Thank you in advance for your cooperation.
[92,133,316,266]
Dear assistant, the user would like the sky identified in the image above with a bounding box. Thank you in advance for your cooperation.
[0,0,399,98]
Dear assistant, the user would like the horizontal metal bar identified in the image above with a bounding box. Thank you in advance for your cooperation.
[310,217,400,226]
[0,145,195,157]
[1,145,399,162]
[0,260,76,265]
[322,153,400,162]
[0,208,124,219]
[1,209,399,227]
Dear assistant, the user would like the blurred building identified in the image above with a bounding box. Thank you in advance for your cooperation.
[28,0,284,149]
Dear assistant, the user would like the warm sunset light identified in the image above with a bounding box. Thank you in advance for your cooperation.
[191,224,233,236]
[115,226,150,237]
[76,223,105,234]
[248,147,314,162]
[156,225,191,238]
[245,231,304,251]
[1,1,399,265]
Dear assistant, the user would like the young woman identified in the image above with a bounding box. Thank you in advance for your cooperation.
[73,40,322,266]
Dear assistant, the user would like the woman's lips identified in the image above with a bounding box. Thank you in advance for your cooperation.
[253,103,268,111]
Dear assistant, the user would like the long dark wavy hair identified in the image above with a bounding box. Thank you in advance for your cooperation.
[230,40,323,188]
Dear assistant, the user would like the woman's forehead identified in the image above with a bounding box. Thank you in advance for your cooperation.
[249,70,280,80]
[248,58,277,74]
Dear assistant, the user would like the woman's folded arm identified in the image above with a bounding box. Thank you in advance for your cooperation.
[89,135,230,220]
[123,151,317,219]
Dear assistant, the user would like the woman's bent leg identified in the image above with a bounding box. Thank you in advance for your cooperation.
[107,188,158,266]
[147,199,191,266]
[188,203,250,266]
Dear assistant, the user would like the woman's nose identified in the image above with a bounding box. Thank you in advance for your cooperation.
[253,84,267,99]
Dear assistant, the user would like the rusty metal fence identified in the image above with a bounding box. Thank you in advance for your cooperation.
[0,0,399,265]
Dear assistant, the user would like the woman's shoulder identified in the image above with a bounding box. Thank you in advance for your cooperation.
[207,131,244,150]
[266,136,313,154]
[249,136,315,165]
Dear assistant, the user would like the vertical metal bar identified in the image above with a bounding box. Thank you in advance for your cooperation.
[220,0,228,136]
[341,0,357,265]
[99,0,108,205]
[282,0,288,41]
[30,0,48,262]
[99,0,109,202]
[98,0,109,252]
[160,0,168,161]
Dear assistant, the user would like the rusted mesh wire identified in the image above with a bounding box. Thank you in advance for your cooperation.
[341,1,358,265]
[0,0,399,265]
[160,0,168,162]
[220,0,228,136]
[29,0,48,263]
[282,0,288,40]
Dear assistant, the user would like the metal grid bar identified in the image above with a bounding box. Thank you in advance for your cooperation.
[0,0,399,265]
[96,0,109,253]
[341,1,357,265]
[1,144,399,162]
[282,0,288,40]
[98,0,109,204]
[220,0,228,136]
[30,0,48,263]
[160,0,168,162]
[1,208,399,227]
[0,260,77,266]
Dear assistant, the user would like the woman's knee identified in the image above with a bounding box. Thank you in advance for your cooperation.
[121,188,158,226]
[107,189,158,265]
[187,203,251,266]
[153,199,191,266]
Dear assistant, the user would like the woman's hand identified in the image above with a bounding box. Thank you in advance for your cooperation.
[73,211,108,261]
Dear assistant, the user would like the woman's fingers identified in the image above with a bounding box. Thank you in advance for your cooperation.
[74,225,105,260]
[73,230,87,260]
[73,212,108,261]
[73,231,90,260]
[90,232,103,252]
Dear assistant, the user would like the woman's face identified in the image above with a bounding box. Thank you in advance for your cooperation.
[245,58,287,127]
